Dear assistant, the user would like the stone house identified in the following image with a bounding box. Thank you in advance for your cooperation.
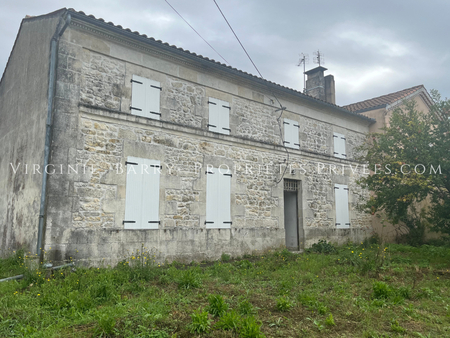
[0,8,374,265]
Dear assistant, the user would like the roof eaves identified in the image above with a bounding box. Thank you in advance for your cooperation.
[68,9,375,125]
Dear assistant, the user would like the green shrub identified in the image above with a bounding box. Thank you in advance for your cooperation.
[207,294,229,317]
[188,308,211,334]
[240,316,265,338]
[215,309,241,331]
[307,239,337,254]
[276,295,293,312]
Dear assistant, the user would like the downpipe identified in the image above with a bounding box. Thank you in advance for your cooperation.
[36,13,71,258]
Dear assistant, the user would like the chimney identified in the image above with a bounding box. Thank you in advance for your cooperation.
[304,66,335,104]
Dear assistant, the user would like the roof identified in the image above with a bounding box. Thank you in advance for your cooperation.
[343,85,433,113]
[2,8,375,124]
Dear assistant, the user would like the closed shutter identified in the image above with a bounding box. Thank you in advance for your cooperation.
[131,75,161,120]
[131,75,147,118]
[334,184,350,228]
[206,167,231,228]
[333,132,347,159]
[147,79,161,120]
[124,157,160,229]
[208,97,230,135]
[283,118,300,150]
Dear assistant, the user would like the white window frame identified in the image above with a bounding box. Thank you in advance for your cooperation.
[334,183,350,228]
[333,132,347,159]
[283,118,300,150]
[131,75,162,120]
[123,156,161,229]
[208,97,231,135]
[205,167,232,228]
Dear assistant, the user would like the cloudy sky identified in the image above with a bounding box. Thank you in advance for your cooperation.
[1,0,449,106]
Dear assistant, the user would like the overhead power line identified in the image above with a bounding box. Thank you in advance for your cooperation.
[164,0,230,65]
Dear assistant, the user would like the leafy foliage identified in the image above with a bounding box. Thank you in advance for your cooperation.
[357,91,450,238]
[207,294,229,317]
[307,239,337,254]
[188,308,212,334]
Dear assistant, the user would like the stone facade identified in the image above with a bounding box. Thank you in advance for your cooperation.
[1,10,374,264]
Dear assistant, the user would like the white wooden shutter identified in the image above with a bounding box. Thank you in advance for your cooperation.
[124,157,160,229]
[131,75,161,120]
[218,167,231,227]
[283,119,299,150]
[334,184,350,228]
[146,79,161,120]
[131,75,147,118]
[206,167,231,228]
[141,158,161,229]
[208,98,230,135]
[333,132,347,159]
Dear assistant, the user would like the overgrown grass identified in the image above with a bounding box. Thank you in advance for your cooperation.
[1,243,449,337]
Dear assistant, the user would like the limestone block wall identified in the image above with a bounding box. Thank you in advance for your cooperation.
[42,24,372,265]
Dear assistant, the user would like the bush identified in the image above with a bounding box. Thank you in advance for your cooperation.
[207,294,229,317]
[307,240,337,254]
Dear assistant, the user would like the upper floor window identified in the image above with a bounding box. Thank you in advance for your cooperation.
[283,118,300,150]
[333,132,346,159]
[130,75,162,120]
[208,97,230,135]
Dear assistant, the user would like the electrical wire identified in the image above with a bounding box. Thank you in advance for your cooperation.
[212,0,290,183]
[164,0,230,65]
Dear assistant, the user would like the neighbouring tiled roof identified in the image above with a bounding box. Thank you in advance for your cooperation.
[62,8,375,124]
[343,85,432,113]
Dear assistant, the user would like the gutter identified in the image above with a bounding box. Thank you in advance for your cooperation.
[36,13,71,258]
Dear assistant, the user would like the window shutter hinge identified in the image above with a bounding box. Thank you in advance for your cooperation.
[333,135,338,138]
[151,85,162,91]
[207,124,217,128]
[283,141,290,144]
[224,173,232,177]
[123,220,136,224]
[283,122,289,125]
[344,188,349,190]
[207,101,217,105]
[205,221,214,224]
[130,79,143,84]
[222,105,231,110]
[125,161,138,166]
[130,106,142,111]
[223,221,232,224]
[205,171,214,174]
[294,124,300,128]
[150,111,161,116]
[345,223,351,225]
[148,221,160,224]
[335,223,340,225]
[222,128,231,131]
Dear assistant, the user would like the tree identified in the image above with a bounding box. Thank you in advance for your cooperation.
[357,90,450,243]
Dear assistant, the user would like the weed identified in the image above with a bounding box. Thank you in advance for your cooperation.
[221,253,231,262]
[207,294,229,317]
[390,319,406,333]
[276,295,293,312]
[239,316,265,338]
[94,309,117,336]
[307,239,337,254]
[238,299,257,315]
[372,281,391,299]
[215,309,241,331]
[177,269,201,289]
[325,313,335,326]
[188,308,211,334]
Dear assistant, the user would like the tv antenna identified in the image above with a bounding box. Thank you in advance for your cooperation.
[313,50,325,66]
[298,53,309,93]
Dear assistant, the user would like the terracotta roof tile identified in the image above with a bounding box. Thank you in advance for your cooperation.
[343,85,426,112]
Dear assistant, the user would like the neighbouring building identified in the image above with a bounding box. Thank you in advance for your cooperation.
[343,85,434,241]
[0,8,375,265]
